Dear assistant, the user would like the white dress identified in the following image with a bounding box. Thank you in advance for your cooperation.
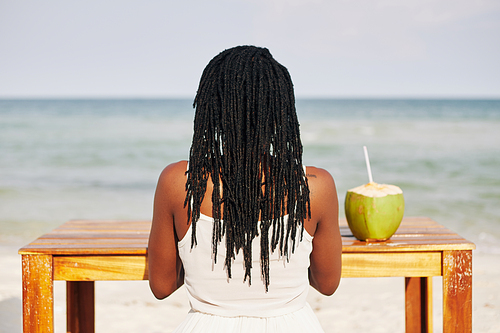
[174,212,325,333]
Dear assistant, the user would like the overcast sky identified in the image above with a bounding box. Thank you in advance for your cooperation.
[1,0,499,98]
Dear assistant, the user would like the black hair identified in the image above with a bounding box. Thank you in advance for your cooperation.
[184,45,310,291]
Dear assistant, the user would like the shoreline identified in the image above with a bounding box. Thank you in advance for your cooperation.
[2,243,498,332]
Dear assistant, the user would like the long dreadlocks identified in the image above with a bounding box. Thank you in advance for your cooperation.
[184,45,310,291]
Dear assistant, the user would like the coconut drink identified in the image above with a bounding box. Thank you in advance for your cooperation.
[345,147,405,241]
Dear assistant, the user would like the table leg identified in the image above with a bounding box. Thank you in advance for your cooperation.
[22,254,54,333]
[67,281,95,333]
[405,276,433,333]
[443,250,473,333]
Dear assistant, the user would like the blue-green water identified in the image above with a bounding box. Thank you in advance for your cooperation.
[1,99,499,253]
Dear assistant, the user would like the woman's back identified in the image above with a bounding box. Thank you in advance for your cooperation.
[178,212,313,317]
[148,46,342,332]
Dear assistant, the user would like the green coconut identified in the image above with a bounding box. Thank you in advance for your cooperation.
[345,182,405,241]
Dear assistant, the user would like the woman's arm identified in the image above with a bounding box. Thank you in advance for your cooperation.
[306,167,342,296]
[148,162,186,299]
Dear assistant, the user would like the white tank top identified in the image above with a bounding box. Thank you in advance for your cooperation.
[178,212,313,318]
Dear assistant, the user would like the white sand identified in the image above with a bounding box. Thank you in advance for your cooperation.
[2,243,499,333]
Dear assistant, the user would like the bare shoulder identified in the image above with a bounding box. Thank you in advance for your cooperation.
[305,165,332,179]
[155,160,188,207]
[305,166,336,193]
[159,160,188,181]
[305,166,338,225]
[157,161,188,189]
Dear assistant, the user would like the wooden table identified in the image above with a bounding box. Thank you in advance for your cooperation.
[19,217,475,333]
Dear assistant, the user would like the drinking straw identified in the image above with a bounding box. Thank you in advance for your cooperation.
[363,146,374,183]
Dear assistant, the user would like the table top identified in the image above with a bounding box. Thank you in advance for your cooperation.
[19,217,475,256]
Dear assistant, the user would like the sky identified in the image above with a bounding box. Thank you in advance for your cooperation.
[1,0,499,98]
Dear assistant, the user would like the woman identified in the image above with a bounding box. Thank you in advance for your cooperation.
[148,46,342,332]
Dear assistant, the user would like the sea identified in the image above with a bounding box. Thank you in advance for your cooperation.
[1,99,499,254]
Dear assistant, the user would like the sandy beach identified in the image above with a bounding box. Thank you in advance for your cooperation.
[2,242,498,333]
